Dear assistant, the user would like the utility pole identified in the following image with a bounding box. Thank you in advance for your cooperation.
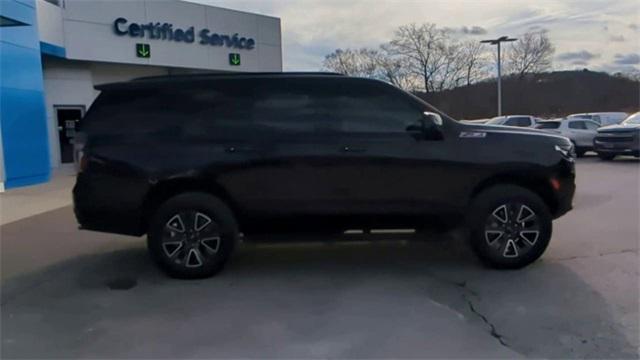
[481,36,517,116]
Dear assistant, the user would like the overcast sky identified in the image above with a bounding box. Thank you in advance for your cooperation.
[194,0,639,73]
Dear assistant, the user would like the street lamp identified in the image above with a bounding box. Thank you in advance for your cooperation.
[481,36,517,116]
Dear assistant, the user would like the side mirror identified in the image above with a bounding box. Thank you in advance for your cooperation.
[406,111,445,140]
[422,111,443,126]
[421,111,444,140]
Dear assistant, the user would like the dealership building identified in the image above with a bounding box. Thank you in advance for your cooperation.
[0,0,282,190]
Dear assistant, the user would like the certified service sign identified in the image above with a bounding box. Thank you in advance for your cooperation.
[113,17,256,50]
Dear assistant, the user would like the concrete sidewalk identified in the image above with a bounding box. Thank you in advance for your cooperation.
[0,167,76,226]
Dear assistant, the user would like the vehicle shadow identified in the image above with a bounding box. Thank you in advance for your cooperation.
[1,233,637,359]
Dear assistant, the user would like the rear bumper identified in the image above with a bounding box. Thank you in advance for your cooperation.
[73,172,148,237]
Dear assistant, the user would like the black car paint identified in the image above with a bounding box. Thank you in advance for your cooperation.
[73,74,575,237]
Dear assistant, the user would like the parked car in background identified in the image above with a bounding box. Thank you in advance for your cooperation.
[593,112,640,160]
[568,112,627,127]
[536,118,600,157]
[485,115,540,128]
[461,118,490,124]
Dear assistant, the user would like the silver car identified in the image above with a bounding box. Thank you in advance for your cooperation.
[485,115,540,128]
[536,118,600,157]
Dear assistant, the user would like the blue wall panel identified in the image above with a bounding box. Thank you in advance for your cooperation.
[0,0,51,188]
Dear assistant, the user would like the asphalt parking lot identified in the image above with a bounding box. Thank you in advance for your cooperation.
[1,156,638,358]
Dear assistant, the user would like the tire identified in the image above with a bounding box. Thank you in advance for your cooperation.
[467,185,552,269]
[147,192,239,278]
[598,153,615,161]
[571,142,585,158]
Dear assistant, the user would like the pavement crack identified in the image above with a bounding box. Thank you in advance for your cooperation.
[464,295,510,348]
[552,249,637,262]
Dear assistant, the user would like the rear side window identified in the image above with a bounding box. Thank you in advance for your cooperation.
[505,117,532,127]
[84,81,260,139]
[569,121,587,130]
[536,122,561,129]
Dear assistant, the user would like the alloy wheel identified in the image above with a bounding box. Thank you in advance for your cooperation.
[162,211,221,268]
[484,203,540,258]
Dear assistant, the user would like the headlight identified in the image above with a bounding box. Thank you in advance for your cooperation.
[555,144,575,160]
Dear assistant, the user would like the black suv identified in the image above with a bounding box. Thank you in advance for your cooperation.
[73,73,575,278]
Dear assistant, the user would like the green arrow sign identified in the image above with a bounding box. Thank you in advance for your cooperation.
[229,53,241,66]
[136,43,150,58]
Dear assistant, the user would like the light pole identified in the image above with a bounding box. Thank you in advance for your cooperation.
[481,36,517,116]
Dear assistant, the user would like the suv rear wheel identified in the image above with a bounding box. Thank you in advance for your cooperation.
[467,185,552,269]
[148,192,239,278]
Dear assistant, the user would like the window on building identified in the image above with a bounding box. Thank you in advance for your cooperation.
[0,15,28,27]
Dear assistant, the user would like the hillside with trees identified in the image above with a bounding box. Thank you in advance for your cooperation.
[419,70,640,119]
[322,22,639,119]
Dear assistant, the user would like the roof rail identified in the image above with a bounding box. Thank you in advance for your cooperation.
[133,71,344,82]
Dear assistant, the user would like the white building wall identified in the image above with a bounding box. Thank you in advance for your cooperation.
[42,58,172,167]
[36,0,64,47]
[37,0,284,168]
[60,0,282,72]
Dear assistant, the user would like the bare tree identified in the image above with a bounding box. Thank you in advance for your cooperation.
[505,31,555,77]
[323,23,493,92]
[322,48,380,77]
[459,40,490,86]
[322,47,419,90]
[384,23,449,92]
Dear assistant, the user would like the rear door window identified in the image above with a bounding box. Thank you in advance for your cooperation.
[569,121,587,130]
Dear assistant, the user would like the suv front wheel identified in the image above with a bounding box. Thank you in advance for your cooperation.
[467,185,552,269]
[148,192,239,278]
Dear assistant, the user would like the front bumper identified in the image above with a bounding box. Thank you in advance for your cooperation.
[593,134,640,156]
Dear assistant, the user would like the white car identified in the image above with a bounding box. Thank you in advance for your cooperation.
[536,118,600,157]
[567,112,627,127]
[484,115,540,128]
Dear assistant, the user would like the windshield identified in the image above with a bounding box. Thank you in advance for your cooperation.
[569,114,591,120]
[486,116,506,125]
[622,112,640,125]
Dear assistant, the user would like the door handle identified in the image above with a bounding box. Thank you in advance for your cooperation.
[341,145,366,153]
[225,146,255,153]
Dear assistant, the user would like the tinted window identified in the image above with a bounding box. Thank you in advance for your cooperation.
[84,78,423,139]
[84,81,258,139]
[322,80,422,133]
[569,121,587,130]
[585,121,599,130]
[536,122,561,129]
[251,79,340,134]
[505,117,531,127]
